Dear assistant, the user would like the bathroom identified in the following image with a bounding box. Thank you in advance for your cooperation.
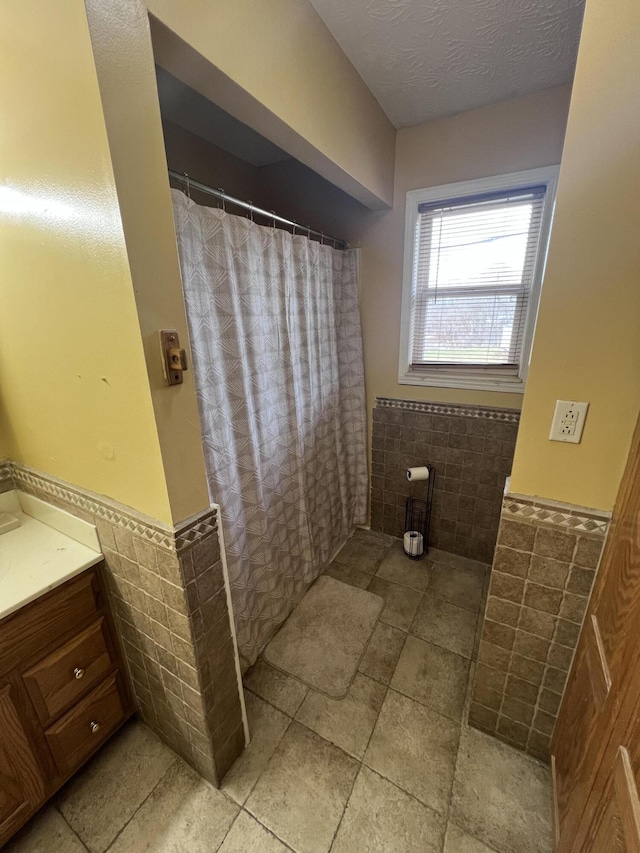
[1,0,639,851]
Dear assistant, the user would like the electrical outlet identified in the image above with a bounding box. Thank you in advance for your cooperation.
[549,400,589,444]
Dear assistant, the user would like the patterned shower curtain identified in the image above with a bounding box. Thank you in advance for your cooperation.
[171,190,368,665]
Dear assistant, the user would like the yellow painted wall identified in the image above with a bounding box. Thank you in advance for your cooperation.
[85,0,210,523]
[358,85,572,413]
[0,0,172,523]
[146,0,396,209]
[510,0,640,510]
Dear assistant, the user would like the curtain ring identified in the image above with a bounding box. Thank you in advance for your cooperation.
[247,201,254,222]
[292,221,297,237]
[217,189,225,212]
[271,211,276,230]
[320,232,325,246]
[185,173,191,200]
[306,226,311,240]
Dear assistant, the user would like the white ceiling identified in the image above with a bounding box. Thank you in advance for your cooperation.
[309,0,585,128]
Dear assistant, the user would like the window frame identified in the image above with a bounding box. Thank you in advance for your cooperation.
[398,166,560,393]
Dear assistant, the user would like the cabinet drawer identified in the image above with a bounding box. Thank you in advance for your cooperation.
[45,673,126,776]
[0,571,101,675]
[23,619,114,725]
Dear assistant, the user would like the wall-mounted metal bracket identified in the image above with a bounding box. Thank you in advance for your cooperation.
[159,330,188,385]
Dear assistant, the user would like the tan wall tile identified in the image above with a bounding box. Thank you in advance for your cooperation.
[534,527,576,562]
[512,630,550,662]
[574,537,603,569]
[528,555,570,589]
[523,582,563,615]
[499,519,536,551]
[489,572,525,603]
[485,596,520,627]
[494,546,531,578]
[468,702,498,733]
[501,696,535,725]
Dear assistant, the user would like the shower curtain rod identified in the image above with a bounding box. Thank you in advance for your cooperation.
[168,170,347,250]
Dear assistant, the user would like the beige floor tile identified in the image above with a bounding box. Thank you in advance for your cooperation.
[245,722,359,853]
[450,727,553,853]
[376,544,432,591]
[428,564,485,612]
[391,636,470,721]
[295,673,387,759]
[218,812,289,853]
[4,808,86,853]
[222,692,291,804]
[358,622,406,684]
[244,659,308,716]
[444,823,498,852]
[364,690,460,812]
[324,562,372,590]
[333,537,388,574]
[369,577,422,632]
[332,766,445,853]
[57,720,177,853]
[411,595,478,659]
[109,761,238,853]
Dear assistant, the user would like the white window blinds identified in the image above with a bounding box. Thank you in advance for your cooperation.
[410,186,547,369]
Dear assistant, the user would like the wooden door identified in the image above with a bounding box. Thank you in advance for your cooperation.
[0,683,45,846]
[553,414,640,851]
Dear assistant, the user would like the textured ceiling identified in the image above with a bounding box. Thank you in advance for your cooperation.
[308,0,585,127]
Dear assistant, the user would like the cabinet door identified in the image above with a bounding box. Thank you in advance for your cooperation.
[0,684,45,846]
[583,747,640,853]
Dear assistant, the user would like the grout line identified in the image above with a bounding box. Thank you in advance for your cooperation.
[55,808,91,852]
[238,810,296,851]
[103,757,180,851]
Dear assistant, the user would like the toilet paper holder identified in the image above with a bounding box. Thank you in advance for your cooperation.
[403,464,435,560]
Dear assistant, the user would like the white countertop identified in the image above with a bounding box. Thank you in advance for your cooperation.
[0,490,103,621]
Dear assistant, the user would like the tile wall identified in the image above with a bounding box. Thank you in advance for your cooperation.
[1,461,245,785]
[469,494,609,761]
[370,398,519,563]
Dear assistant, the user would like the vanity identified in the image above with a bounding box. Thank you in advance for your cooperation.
[0,490,133,846]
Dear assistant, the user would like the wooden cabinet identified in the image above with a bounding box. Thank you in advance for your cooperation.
[553,414,640,851]
[0,566,133,847]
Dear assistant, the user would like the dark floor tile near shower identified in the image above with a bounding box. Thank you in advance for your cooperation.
[358,622,407,685]
[324,562,372,590]
[375,542,432,591]
[334,536,389,575]
[390,635,470,722]
[411,596,478,659]
[427,563,485,612]
[368,577,422,632]
[244,660,308,717]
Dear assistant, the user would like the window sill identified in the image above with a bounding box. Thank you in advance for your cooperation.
[398,369,526,394]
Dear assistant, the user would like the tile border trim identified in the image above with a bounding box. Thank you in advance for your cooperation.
[7,461,217,552]
[502,494,610,536]
[375,397,521,423]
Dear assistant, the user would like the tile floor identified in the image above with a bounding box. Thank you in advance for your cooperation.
[7,531,554,853]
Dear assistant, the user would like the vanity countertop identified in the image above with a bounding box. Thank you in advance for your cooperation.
[0,490,103,621]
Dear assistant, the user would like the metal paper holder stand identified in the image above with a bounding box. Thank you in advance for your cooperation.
[403,464,435,560]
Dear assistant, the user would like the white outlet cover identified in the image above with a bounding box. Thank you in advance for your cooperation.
[549,400,589,444]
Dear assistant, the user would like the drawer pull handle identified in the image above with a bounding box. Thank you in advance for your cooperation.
[74,667,85,680]
[90,720,101,734]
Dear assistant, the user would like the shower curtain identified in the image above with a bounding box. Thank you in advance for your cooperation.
[171,190,368,665]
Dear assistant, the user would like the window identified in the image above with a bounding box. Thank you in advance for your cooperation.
[399,167,559,392]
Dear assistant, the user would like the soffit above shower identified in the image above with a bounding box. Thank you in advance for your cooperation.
[155,67,291,168]
[307,0,585,128]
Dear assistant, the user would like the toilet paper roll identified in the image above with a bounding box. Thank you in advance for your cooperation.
[403,530,424,557]
[406,466,430,482]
